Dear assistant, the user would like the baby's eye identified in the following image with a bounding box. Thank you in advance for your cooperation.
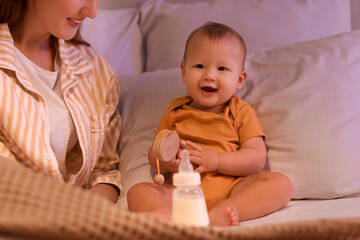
[218,66,227,71]
[195,64,204,69]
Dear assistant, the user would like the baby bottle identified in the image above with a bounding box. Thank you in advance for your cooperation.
[172,150,209,226]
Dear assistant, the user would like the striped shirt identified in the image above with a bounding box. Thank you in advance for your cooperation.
[0,24,122,192]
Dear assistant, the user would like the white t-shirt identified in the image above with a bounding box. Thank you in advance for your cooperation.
[14,47,77,177]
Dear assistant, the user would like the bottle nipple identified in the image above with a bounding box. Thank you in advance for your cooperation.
[178,150,193,172]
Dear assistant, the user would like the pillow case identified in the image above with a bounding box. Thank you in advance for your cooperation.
[118,29,360,207]
[117,69,187,208]
[82,8,144,77]
[139,0,352,72]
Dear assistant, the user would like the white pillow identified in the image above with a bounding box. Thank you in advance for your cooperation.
[118,29,360,206]
[82,8,144,77]
[139,0,352,72]
[117,69,187,208]
[236,29,360,199]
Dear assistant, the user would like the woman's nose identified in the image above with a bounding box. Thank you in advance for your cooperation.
[82,0,99,19]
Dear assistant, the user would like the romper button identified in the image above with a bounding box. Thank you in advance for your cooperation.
[41,114,47,122]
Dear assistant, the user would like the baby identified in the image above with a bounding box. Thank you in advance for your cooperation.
[127,22,293,227]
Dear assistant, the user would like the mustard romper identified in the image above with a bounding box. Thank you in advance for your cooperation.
[155,96,265,210]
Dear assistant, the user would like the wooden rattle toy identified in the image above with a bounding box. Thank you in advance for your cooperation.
[153,129,186,185]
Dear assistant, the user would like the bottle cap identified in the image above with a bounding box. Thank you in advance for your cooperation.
[173,171,201,186]
[173,150,201,186]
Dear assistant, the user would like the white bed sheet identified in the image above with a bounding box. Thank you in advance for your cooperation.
[238,196,360,229]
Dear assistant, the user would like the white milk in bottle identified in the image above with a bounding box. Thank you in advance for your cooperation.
[172,150,209,226]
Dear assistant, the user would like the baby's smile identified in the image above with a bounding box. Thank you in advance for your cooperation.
[201,86,217,92]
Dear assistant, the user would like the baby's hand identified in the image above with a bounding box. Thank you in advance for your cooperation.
[160,157,181,173]
[186,141,219,173]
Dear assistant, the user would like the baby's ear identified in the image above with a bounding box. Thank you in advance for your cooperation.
[180,62,186,79]
[236,70,247,90]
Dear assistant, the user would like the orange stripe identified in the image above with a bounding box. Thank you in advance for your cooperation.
[0,48,14,57]
[19,90,29,153]
[0,34,12,40]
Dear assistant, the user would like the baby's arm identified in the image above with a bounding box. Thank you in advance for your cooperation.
[188,136,266,176]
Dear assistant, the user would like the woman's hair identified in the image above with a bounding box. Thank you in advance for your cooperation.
[183,22,247,68]
[0,0,90,46]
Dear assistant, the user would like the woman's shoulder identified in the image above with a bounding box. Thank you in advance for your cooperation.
[58,39,114,75]
[62,40,104,63]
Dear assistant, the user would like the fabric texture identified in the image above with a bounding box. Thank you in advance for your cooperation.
[1,159,360,240]
[139,0,351,71]
[0,24,122,191]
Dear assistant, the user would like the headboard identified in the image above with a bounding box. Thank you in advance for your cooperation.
[98,0,360,30]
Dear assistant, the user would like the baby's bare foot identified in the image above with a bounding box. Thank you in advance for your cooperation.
[225,206,239,226]
[209,205,239,227]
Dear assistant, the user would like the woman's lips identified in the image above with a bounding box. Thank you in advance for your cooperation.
[67,18,82,27]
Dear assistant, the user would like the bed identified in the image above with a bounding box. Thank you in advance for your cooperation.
[1,0,360,239]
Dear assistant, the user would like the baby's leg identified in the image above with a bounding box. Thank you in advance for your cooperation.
[208,172,293,227]
[127,182,175,222]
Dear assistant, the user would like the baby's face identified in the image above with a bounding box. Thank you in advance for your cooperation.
[181,34,246,114]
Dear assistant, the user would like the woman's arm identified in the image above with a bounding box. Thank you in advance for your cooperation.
[86,63,122,202]
[90,183,119,203]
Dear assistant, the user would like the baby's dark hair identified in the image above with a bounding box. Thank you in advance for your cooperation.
[183,22,247,67]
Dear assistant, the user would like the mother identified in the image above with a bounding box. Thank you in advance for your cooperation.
[0,0,122,203]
